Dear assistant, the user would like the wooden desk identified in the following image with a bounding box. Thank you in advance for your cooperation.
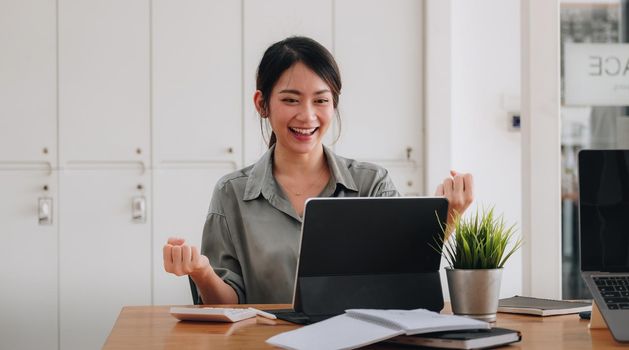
[103,304,627,349]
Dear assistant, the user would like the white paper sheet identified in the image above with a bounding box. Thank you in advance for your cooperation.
[266,314,403,350]
[346,308,490,334]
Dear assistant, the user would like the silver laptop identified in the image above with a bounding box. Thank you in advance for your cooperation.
[579,149,629,343]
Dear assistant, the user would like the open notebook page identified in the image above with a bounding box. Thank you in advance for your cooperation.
[266,313,402,350]
[346,308,490,334]
[266,309,489,350]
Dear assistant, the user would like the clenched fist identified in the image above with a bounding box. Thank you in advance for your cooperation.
[434,170,474,235]
[163,237,210,278]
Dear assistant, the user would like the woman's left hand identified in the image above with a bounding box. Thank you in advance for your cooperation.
[434,170,474,234]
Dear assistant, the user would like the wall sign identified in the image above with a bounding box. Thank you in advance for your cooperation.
[565,43,629,106]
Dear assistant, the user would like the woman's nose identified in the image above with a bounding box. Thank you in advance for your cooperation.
[296,102,317,121]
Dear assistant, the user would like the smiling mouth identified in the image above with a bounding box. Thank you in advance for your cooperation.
[289,127,319,136]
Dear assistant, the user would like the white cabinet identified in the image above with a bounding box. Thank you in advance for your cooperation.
[152,167,235,305]
[152,0,242,167]
[59,170,151,350]
[242,0,334,165]
[334,0,423,194]
[385,162,424,196]
[1,2,427,348]
[0,0,57,163]
[58,0,150,165]
[56,1,152,348]
[0,171,58,350]
[151,0,243,304]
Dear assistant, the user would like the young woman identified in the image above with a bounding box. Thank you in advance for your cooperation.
[163,36,474,305]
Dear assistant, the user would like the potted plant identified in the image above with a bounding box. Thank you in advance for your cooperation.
[437,207,522,322]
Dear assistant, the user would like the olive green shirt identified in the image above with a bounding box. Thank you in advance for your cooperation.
[201,145,399,304]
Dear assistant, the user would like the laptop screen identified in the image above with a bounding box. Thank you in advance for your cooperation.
[298,197,447,277]
[291,197,449,317]
[579,150,629,272]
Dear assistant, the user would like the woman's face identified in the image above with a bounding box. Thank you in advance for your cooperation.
[257,62,335,156]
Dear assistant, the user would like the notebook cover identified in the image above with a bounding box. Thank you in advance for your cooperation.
[388,327,522,349]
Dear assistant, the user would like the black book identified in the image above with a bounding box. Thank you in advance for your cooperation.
[387,327,521,349]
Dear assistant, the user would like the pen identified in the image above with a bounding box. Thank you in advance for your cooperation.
[247,307,277,320]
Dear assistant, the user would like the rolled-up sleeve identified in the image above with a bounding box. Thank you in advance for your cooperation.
[201,212,246,303]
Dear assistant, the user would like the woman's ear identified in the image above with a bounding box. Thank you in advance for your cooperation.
[253,90,267,118]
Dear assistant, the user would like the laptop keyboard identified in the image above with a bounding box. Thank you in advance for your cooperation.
[594,276,629,309]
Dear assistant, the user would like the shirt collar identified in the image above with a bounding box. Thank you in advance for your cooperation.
[242,144,358,202]
[243,145,274,201]
[322,144,358,193]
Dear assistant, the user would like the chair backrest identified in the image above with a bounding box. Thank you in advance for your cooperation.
[189,276,201,305]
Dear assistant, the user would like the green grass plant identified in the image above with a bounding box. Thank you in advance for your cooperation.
[436,207,522,269]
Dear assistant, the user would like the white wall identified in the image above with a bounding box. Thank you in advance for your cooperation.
[427,0,523,298]
[452,0,522,298]
[521,0,561,299]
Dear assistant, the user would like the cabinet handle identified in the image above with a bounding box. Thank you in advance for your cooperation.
[406,147,413,161]
[38,197,53,225]
[132,196,146,223]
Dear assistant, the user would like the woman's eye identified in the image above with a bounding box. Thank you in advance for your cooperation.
[315,99,329,104]
[282,98,298,104]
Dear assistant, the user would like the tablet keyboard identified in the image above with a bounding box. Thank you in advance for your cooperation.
[170,307,257,322]
[271,309,335,324]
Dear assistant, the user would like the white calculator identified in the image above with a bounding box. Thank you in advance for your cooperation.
[169,307,276,323]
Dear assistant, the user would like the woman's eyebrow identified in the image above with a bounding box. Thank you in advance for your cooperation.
[278,89,331,95]
[278,89,300,95]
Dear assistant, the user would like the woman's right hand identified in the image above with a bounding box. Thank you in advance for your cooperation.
[163,237,238,304]
[163,237,210,278]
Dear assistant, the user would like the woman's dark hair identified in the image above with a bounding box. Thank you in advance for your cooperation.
[256,36,342,147]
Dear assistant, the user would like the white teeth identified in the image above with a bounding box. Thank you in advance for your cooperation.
[289,127,317,135]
